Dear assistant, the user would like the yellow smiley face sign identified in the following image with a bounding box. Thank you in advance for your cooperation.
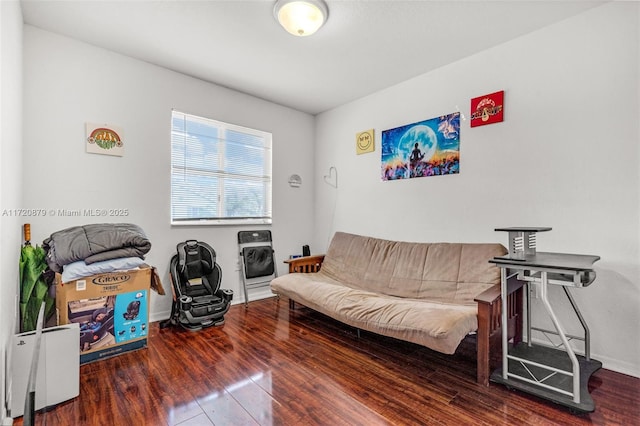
[356,129,375,155]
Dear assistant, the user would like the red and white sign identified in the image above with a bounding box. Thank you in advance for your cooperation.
[470,91,504,127]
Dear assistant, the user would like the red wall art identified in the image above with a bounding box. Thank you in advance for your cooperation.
[470,91,504,127]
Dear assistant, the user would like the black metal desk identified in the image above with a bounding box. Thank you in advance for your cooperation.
[489,228,602,413]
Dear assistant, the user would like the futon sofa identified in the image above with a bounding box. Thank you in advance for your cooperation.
[270,231,523,385]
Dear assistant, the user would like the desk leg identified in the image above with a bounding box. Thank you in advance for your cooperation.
[539,271,581,404]
[501,267,508,380]
[527,282,532,347]
[563,287,591,361]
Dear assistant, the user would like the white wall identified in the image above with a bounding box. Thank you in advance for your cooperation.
[1,0,23,423]
[315,2,640,377]
[0,1,23,424]
[22,26,316,321]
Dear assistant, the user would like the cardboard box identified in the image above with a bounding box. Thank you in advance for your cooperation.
[55,267,151,364]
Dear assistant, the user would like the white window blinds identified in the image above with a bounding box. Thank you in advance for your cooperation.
[171,111,272,225]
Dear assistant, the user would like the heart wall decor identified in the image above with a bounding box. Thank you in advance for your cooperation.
[324,166,338,188]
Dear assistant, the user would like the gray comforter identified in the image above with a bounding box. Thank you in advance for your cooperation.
[43,223,151,273]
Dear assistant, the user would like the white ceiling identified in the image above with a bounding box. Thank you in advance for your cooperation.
[21,0,605,115]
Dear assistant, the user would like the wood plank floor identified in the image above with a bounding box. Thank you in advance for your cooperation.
[14,296,640,425]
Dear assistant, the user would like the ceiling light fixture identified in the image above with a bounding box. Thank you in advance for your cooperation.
[274,0,328,37]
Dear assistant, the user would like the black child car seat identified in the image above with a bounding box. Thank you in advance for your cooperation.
[161,240,233,331]
[123,300,141,320]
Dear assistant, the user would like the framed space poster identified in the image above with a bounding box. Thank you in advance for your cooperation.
[86,123,124,156]
[381,112,460,181]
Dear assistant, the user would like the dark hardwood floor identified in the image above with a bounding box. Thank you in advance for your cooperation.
[14,296,640,425]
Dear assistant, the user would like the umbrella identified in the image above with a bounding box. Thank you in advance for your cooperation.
[19,224,54,332]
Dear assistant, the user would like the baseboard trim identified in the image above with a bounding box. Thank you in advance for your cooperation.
[149,293,278,323]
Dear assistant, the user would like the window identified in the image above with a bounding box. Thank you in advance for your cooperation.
[171,111,272,225]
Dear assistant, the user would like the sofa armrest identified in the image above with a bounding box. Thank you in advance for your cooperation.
[474,275,525,386]
[283,255,325,273]
[475,276,524,305]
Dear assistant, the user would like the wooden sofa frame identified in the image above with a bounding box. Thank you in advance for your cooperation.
[283,255,524,386]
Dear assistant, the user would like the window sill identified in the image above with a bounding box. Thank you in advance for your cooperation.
[171,218,272,226]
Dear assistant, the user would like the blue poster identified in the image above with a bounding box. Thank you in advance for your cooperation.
[113,290,148,343]
[381,112,460,180]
